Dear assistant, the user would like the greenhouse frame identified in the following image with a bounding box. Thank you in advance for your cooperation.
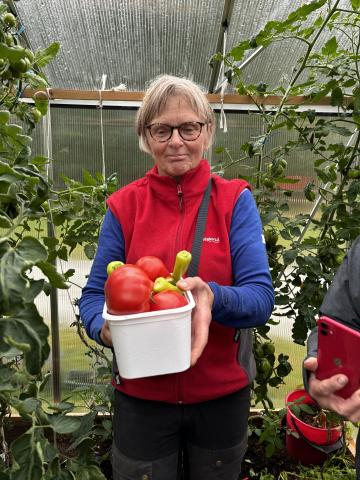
[1,0,360,478]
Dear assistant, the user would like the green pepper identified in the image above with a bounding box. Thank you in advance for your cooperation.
[171,250,192,283]
[153,277,183,294]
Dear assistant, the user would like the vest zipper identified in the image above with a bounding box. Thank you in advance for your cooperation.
[175,183,184,403]
[177,183,183,211]
[174,183,185,255]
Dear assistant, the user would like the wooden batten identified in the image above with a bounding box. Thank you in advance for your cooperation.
[22,88,352,106]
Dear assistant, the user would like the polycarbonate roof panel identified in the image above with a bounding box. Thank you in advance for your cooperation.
[15,0,224,91]
[14,0,352,92]
[221,0,351,91]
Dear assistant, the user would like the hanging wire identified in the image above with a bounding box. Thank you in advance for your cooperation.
[98,74,107,183]
[219,28,228,133]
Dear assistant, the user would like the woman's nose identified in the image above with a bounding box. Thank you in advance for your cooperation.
[169,128,184,146]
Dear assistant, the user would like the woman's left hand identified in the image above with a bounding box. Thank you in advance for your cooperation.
[177,277,214,366]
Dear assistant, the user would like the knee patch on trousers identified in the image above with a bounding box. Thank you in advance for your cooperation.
[187,437,248,480]
[112,443,178,480]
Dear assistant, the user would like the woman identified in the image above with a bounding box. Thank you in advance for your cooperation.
[79,74,274,480]
[303,235,360,479]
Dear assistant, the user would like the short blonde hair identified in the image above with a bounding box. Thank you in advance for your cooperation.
[136,74,216,154]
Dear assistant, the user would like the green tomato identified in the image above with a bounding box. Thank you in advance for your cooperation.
[0,110,10,124]
[11,58,30,74]
[24,49,34,63]
[3,12,17,28]
[30,107,42,123]
[262,342,275,356]
[4,33,14,46]
[106,261,124,276]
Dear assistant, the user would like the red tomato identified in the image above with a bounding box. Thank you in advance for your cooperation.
[135,255,170,281]
[150,290,188,311]
[105,264,153,315]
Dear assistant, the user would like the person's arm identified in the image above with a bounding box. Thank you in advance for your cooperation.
[78,209,125,346]
[303,235,360,422]
[209,189,274,328]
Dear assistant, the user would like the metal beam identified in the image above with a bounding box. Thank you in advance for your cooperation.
[214,45,264,93]
[208,0,236,93]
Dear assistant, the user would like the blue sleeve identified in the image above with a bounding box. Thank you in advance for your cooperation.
[78,209,125,345]
[209,189,274,328]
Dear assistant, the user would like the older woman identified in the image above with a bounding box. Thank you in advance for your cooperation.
[79,74,274,480]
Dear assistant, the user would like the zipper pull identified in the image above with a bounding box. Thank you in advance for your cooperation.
[177,183,183,210]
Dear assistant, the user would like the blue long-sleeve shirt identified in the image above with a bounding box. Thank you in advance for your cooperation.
[79,188,274,345]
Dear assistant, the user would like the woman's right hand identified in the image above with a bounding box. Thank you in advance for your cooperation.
[100,319,113,347]
[304,356,360,422]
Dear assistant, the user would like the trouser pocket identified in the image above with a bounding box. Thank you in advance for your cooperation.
[187,437,247,480]
[112,442,178,480]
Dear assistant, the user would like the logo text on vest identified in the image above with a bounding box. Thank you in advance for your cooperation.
[203,236,220,243]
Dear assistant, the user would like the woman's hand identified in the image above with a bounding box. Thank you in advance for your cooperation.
[100,320,113,347]
[177,277,214,366]
[304,356,360,422]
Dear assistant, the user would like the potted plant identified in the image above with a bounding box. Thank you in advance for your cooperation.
[285,388,344,466]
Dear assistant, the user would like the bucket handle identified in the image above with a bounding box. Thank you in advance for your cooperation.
[289,416,344,454]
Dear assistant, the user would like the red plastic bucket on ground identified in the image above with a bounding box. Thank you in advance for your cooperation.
[285,389,342,465]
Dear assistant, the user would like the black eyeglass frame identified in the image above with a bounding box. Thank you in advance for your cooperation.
[145,121,206,142]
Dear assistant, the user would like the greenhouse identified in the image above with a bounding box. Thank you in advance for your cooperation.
[1,0,360,478]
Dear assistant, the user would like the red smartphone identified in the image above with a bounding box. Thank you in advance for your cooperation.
[316,316,360,398]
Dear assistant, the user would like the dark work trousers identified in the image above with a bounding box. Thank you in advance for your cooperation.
[112,386,250,480]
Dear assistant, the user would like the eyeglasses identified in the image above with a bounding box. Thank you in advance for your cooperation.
[146,121,205,142]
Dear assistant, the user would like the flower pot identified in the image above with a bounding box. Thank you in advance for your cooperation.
[285,388,343,465]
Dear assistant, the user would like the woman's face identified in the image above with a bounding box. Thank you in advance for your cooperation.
[146,96,210,179]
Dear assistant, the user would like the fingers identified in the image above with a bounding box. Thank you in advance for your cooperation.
[303,356,318,372]
[190,314,209,366]
[100,320,113,347]
[309,373,348,398]
[178,277,213,366]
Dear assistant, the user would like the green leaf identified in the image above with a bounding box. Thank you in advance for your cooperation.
[36,261,69,289]
[330,86,343,107]
[353,87,360,124]
[351,0,360,10]
[51,415,81,434]
[25,71,49,89]
[84,243,96,260]
[0,215,12,228]
[326,123,352,136]
[321,36,338,56]
[348,180,360,203]
[0,318,43,374]
[82,169,98,186]
[10,433,44,480]
[0,44,25,63]
[34,42,60,68]
[75,465,107,480]
[0,250,28,312]
[17,236,48,264]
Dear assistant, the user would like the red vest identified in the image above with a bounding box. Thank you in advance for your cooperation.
[107,160,250,403]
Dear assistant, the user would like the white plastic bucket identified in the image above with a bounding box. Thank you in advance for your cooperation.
[102,290,195,379]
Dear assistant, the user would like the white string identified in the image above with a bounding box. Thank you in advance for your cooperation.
[98,74,107,182]
[45,88,52,177]
[219,29,228,133]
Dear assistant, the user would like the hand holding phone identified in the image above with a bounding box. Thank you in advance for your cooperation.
[316,316,360,399]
